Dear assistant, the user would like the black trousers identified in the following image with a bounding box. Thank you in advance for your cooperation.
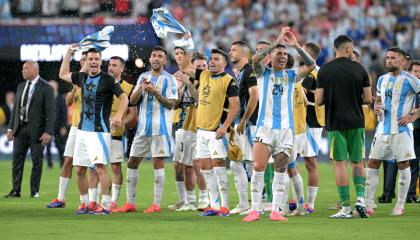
[408,130,420,198]
[11,124,45,194]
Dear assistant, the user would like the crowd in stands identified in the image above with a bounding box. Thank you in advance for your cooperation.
[0,0,419,77]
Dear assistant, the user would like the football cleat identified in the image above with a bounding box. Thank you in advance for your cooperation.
[390,207,405,216]
[144,203,161,214]
[112,202,137,213]
[75,204,89,214]
[241,210,260,222]
[46,198,65,208]
[269,211,288,221]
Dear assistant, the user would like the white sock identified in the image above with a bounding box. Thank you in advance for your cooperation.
[199,190,208,202]
[153,168,165,206]
[111,183,122,204]
[186,191,196,203]
[245,161,253,178]
[291,174,305,206]
[101,195,111,210]
[230,161,249,209]
[364,168,379,209]
[88,188,97,203]
[201,169,220,209]
[307,186,318,209]
[175,181,187,203]
[396,167,411,209]
[272,172,287,213]
[80,194,89,205]
[96,182,101,203]
[251,170,264,211]
[213,166,229,208]
[290,178,297,202]
[57,176,70,201]
[126,168,138,204]
[279,175,290,212]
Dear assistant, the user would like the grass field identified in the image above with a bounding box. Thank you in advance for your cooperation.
[0,160,418,240]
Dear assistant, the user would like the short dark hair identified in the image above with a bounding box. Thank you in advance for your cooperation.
[173,46,185,53]
[408,60,420,72]
[152,46,167,56]
[191,52,208,64]
[333,35,353,49]
[387,47,407,58]
[86,48,101,56]
[257,40,270,46]
[211,48,229,64]
[273,43,286,51]
[81,51,89,56]
[110,56,126,67]
[231,40,250,48]
[304,42,321,59]
[286,53,294,69]
[352,50,360,59]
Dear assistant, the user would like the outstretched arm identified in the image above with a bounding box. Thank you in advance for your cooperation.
[282,30,315,78]
[59,44,77,83]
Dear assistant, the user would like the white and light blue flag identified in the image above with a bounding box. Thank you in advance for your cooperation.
[150,7,194,50]
[74,25,114,52]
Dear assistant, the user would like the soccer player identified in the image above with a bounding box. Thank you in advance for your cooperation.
[180,37,239,217]
[169,46,191,210]
[406,60,420,203]
[228,40,259,214]
[315,35,372,219]
[174,52,210,211]
[107,56,136,210]
[47,51,87,208]
[365,48,419,216]
[242,27,315,222]
[115,46,178,214]
[59,46,128,214]
[297,42,324,213]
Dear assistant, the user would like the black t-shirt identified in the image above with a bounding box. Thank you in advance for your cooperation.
[316,57,370,131]
[71,71,124,132]
[302,72,322,128]
[236,63,259,125]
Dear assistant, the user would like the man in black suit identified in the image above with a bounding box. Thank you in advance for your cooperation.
[5,61,56,198]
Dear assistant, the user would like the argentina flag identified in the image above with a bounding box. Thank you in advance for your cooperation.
[150,7,194,50]
[75,25,114,52]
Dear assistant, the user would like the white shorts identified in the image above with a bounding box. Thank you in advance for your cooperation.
[110,138,125,164]
[73,129,111,167]
[173,129,197,166]
[294,128,323,158]
[196,129,228,159]
[369,131,416,162]
[130,135,172,158]
[63,126,78,157]
[233,125,256,161]
[254,127,293,157]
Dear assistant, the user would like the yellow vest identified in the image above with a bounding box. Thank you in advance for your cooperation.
[111,80,134,137]
[293,82,306,135]
[196,70,235,131]
[181,106,197,132]
[71,88,82,127]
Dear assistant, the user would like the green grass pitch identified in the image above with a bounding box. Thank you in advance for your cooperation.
[0,160,418,240]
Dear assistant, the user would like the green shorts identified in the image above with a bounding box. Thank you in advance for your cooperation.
[327,128,365,161]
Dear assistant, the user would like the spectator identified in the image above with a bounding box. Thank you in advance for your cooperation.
[80,0,100,18]
[0,0,12,20]
[42,0,61,17]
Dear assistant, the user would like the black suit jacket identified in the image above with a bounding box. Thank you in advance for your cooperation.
[8,77,56,138]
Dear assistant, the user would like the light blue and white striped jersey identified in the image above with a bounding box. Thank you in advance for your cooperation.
[256,67,299,129]
[134,70,178,136]
[376,71,419,134]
